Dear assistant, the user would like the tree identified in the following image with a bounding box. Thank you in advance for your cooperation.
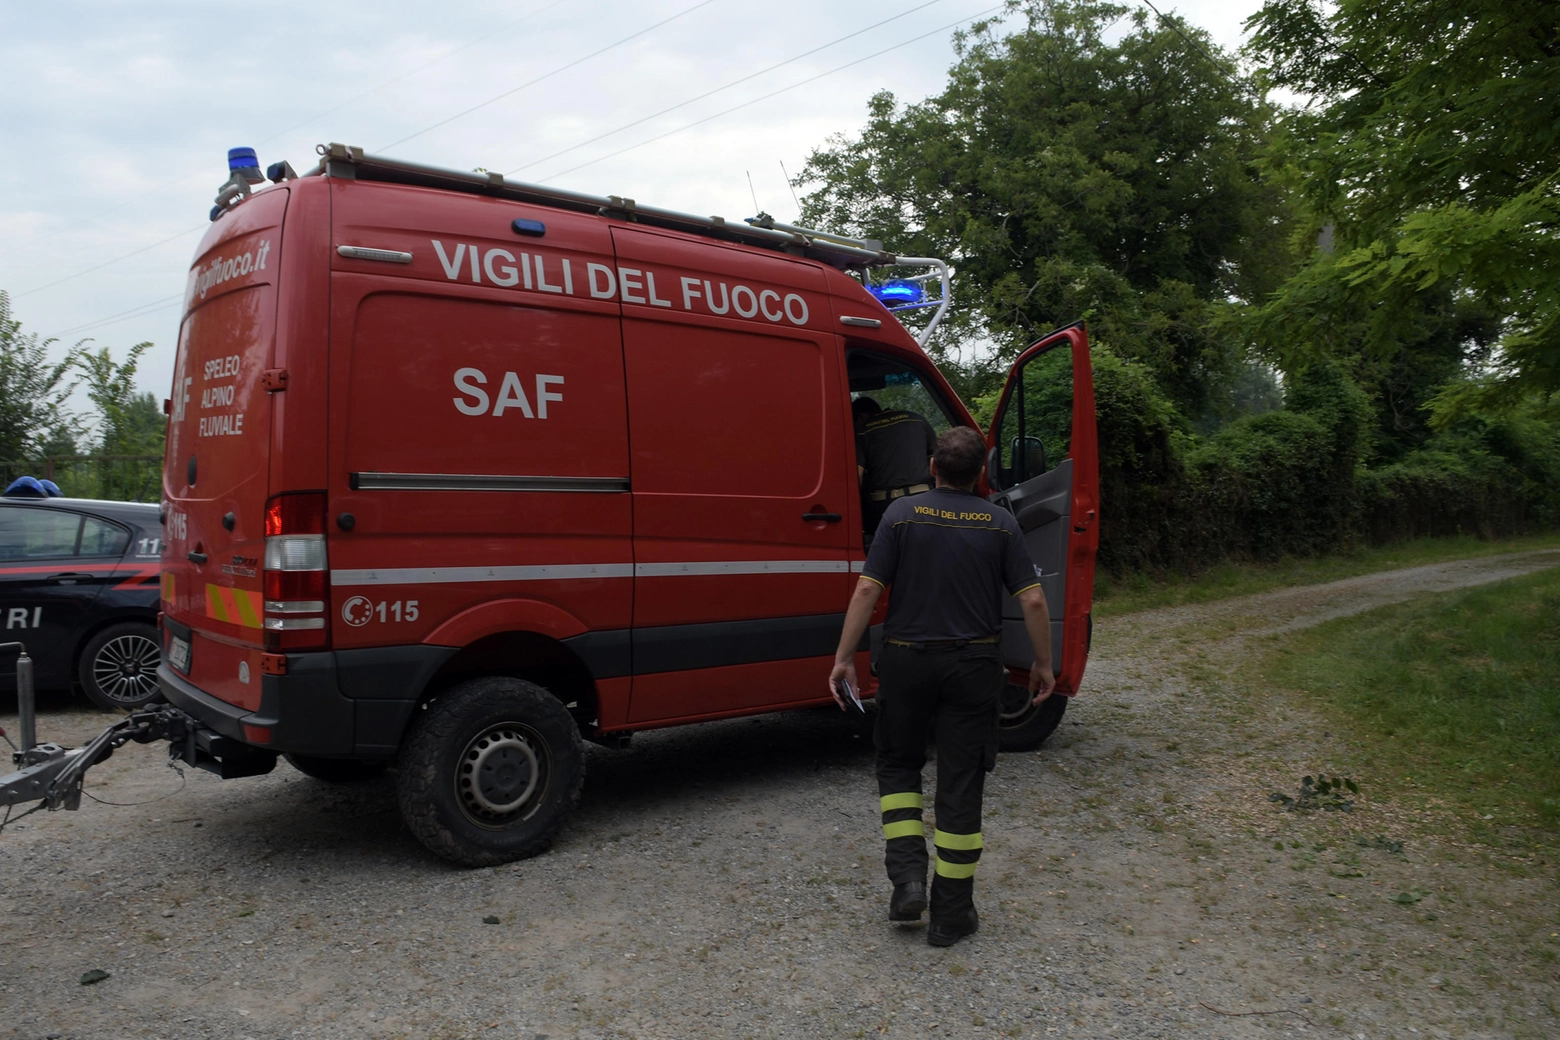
[1245,0,1560,417]
[797,0,1294,419]
[0,290,83,462]
[77,341,163,456]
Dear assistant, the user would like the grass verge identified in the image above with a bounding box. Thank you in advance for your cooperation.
[1092,530,1560,618]
[1259,565,1560,830]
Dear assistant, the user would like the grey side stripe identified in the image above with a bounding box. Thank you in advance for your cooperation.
[352,472,629,493]
[634,560,849,577]
[332,563,634,587]
[330,560,852,586]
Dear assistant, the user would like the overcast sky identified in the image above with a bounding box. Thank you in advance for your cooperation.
[0,0,1267,400]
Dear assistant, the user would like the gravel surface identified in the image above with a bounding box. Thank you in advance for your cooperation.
[2,549,1558,1040]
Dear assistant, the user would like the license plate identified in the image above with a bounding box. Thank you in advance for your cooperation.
[168,635,191,674]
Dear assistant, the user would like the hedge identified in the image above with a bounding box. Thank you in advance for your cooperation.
[1089,346,1560,577]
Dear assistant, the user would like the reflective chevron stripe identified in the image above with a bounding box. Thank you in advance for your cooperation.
[206,583,263,628]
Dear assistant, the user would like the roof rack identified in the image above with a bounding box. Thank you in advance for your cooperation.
[308,144,897,269]
[301,144,953,347]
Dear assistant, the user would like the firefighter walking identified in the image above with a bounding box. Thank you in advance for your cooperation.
[829,426,1055,946]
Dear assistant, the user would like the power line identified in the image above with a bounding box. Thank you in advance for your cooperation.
[1138,0,1240,81]
[537,5,1006,184]
[504,0,947,176]
[264,0,570,147]
[0,0,571,266]
[48,295,183,341]
[15,224,206,299]
[378,0,721,153]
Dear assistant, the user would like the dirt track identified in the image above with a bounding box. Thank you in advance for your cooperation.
[2,550,1558,1040]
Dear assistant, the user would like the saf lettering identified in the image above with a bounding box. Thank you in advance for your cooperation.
[453,368,564,418]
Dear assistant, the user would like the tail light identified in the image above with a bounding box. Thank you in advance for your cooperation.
[262,492,328,651]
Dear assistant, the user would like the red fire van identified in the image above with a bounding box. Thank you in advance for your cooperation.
[157,143,1098,865]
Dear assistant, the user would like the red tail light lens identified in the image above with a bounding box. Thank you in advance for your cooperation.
[262,492,329,651]
[265,493,326,537]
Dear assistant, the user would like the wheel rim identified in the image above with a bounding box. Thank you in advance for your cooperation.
[456,723,550,827]
[998,682,1040,728]
[92,633,161,705]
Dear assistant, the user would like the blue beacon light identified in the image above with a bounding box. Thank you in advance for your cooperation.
[228,147,264,184]
[866,279,926,308]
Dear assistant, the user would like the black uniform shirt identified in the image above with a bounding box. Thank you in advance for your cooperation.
[855,409,936,491]
[861,486,1043,642]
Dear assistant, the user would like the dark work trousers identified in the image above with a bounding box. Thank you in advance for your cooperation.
[875,641,1004,919]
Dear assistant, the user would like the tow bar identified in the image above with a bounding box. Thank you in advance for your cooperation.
[0,641,214,824]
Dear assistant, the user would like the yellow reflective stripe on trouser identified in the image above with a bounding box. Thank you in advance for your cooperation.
[935,857,978,879]
[880,793,923,812]
[933,829,983,851]
[882,820,924,840]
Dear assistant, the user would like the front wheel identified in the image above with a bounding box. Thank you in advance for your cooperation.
[79,622,163,710]
[997,683,1067,752]
[396,677,585,867]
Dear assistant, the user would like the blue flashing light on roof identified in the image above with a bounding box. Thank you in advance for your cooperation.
[228,147,265,185]
[4,476,47,498]
[867,279,925,308]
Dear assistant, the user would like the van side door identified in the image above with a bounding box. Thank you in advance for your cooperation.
[610,227,851,723]
[984,324,1099,695]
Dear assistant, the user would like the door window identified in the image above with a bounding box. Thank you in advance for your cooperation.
[991,344,1074,491]
[80,517,131,557]
[0,508,82,560]
[846,351,958,433]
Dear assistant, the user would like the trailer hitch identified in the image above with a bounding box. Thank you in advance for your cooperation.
[0,641,200,823]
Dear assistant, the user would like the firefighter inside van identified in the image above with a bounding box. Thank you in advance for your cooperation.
[853,395,938,540]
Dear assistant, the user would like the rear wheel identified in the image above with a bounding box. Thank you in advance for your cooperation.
[284,754,388,783]
[79,622,163,711]
[396,677,585,867]
[997,683,1067,752]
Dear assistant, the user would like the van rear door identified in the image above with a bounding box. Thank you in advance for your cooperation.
[983,324,1099,695]
[161,189,287,712]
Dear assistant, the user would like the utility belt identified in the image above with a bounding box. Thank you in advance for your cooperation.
[868,482,932,502]
[885,634,999,651]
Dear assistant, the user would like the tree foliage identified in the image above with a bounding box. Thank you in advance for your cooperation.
[77,340,164,456]
[1245,0,1560,416]
[798,0,1293,419]
[0,290,83,462]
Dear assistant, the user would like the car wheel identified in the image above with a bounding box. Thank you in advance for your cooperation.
[996,683,1067,752]
[79,622,163,711]
[284,754,389,783]
[396,676,585,867]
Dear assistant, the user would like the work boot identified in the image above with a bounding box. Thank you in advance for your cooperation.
[888,880,927,921]
[926,906,979,947]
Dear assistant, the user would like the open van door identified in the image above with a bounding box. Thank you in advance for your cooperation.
[984,323,1099,750]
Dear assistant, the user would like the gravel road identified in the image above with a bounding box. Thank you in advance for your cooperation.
[3,550,1558,1040]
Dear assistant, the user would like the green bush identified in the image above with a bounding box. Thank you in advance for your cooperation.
[1091,356,1558,578]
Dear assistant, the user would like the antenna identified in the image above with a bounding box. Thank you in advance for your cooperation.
[746,170,760,214]
[779,159,801,216]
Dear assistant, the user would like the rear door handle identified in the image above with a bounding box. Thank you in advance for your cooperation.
[187,551,208,564]
[49,572,93,585]
[802,512,842,523]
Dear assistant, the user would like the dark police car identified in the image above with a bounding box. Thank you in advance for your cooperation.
[0,486,162,709]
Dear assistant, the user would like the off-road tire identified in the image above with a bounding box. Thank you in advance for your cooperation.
[395,676,585,867]
[997,684,1067,752]
[284,754,389,783]
[78,621,163,711]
